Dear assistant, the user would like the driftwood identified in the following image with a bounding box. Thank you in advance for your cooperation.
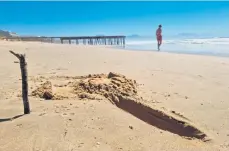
[9,50,30,114]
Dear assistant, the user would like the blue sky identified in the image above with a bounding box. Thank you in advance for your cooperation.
[0,1,228,37]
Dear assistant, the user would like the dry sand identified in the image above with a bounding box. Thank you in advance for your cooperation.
[0,41,229,151]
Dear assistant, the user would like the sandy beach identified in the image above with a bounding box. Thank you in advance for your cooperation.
[0,41,229,151]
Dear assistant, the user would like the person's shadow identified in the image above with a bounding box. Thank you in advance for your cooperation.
[0,114,24,123]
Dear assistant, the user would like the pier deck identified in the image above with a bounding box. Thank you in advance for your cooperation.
[5,36,126,47]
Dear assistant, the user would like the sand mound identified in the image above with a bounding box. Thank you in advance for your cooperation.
[30,72,209,141]
[31,72,137,102]
[73,72,137,104]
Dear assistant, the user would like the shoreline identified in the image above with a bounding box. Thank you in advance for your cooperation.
[110,44,229,59]
[125,37,229,58]
[2,39,229,58]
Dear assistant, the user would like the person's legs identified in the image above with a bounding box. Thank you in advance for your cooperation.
[157,37,160,51]
[157,36,162,51]
[157,41,160,50]
[158,36,162,50]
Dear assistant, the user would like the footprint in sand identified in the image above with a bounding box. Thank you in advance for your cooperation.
[39,113,46,116]
[16,124,23,128]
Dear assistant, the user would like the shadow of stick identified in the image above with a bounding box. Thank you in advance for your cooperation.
[0,114,24,123]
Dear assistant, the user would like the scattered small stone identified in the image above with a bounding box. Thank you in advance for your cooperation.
[185,96,188,99]
[70,103,72,105]
[201,103,203,105]
[129,125,133,130]
[68,118,72,121]
[160,131,163,134]
[96,142,100,145]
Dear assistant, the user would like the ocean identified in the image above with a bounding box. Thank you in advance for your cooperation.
[124,37,229,57]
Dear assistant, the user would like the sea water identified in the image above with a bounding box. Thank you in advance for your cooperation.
[125,37,229,57]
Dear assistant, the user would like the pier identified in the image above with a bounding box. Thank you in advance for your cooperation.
[5,36,126,47]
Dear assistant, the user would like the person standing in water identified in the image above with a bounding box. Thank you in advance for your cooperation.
[156,25,162,51]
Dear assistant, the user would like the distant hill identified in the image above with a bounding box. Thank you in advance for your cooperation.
[127,34,141,38]
[219,36,229,38]
[0,30,18,37]
[177,33,199,38]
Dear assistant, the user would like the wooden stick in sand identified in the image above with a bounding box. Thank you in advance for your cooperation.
[9,50,30,114]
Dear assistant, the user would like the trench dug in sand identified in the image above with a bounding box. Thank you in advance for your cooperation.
[31,72,210,141]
